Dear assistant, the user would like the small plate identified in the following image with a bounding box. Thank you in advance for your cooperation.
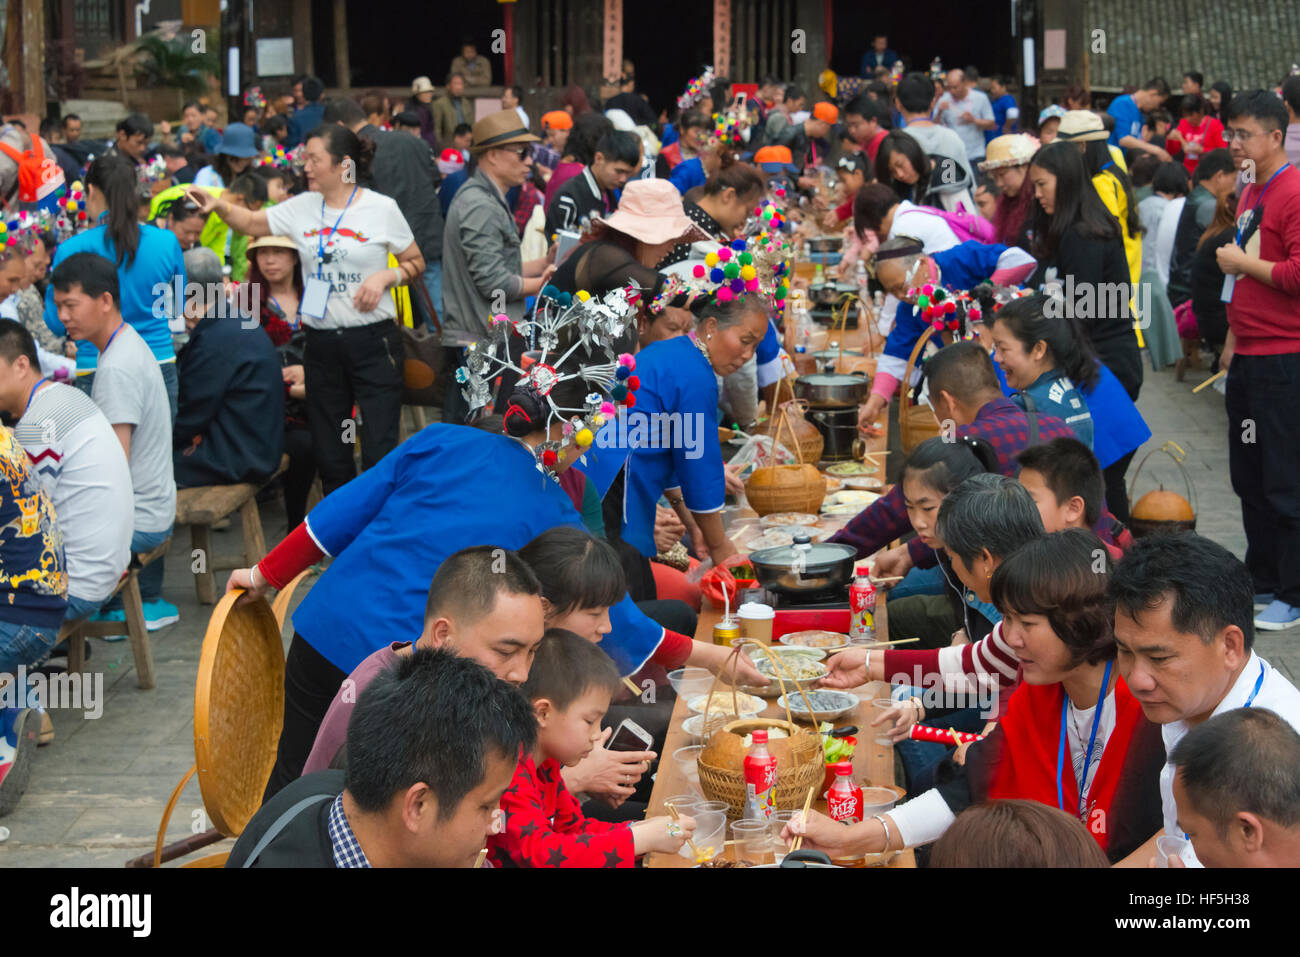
[778,629,850,652]
[825,461,873,477]
[687,691,765,716]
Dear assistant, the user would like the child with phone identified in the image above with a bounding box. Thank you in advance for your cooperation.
[486,629,694,867]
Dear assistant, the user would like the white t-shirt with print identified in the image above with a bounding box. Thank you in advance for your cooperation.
[264,188,416,330]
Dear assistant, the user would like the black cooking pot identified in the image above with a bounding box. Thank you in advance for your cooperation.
[748,536,857,597]
[810,407,867,462]
[795,371,871,408]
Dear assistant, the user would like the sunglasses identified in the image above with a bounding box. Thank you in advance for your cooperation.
[498,144,532,159]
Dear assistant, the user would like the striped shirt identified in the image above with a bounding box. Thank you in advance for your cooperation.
[883,620,1021,719]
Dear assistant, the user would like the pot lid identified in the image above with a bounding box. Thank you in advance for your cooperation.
[797,373,868,386]
[750,540,857,567]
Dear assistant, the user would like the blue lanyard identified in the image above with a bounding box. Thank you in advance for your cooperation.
[22,378,48,418]
[1057,658,1112,818]
[103,321,125,353]
[1243,661,1266,708]
[1236,163,1290,245]
[269,295,300,331]
[317,185,359,279]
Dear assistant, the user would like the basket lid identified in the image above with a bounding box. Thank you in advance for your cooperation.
[193,591,286,837]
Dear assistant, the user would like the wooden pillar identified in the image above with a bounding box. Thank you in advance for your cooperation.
[332,0,349,89]
[20,0,45,116]
[293,0,314,77]
[793,0,827,98]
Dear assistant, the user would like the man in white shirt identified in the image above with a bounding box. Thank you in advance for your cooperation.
[51,253,178,630]
[0,320,133,622]
[934,70,996,165]
[1168,708,1300,867]
[1110,532,1300,866]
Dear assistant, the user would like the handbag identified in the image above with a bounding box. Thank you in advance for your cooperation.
[401,273,444,406]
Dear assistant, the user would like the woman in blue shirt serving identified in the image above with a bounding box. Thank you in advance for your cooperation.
[583,263,769,572]
[228,286,765,794]
[43,155,185,417]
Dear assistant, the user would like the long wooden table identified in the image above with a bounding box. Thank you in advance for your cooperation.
[645,286,913,867]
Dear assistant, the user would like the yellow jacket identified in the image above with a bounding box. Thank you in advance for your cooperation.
[1092,169,1142,288]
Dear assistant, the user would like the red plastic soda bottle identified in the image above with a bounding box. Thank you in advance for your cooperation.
[743,730,778,820]
[849,568,877,642]
[826,760,864,824]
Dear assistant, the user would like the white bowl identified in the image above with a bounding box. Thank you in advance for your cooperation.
[778,689,859,722]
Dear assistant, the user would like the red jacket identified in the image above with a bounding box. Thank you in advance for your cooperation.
[486,754,635,867]
[1169,115,1226,176]
[1227,163,1300,355]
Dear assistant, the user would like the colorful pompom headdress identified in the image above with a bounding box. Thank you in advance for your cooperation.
[258,144,292,170]
[456,285,644,479]
[650,232,792,315]
[677,66,715,112]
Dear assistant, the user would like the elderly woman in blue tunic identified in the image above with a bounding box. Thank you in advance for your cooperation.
[582,246,771,588]
[226,286,765,797]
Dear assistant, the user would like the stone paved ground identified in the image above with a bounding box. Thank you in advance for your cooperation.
[1,361,1296,866]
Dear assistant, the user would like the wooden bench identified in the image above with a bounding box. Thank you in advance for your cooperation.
[57,538,171,691]
[174,457,288,605]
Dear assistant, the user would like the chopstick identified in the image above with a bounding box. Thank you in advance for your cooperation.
[854,636,921,648]
[870,575,905,584]
[665,801,701,859]
[474,848,488,868]
[622,676,642,697]
[1192,369,1226,393]
[792,785,816,852]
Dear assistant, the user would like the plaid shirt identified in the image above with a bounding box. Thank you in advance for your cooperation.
[532,142,561,171]
[830,397,1076,565]
[327,793,371,868]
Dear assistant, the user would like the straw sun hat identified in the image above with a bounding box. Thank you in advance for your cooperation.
[590,179,711,246]
[1055,110,1109,143]
[978,133,1041,171]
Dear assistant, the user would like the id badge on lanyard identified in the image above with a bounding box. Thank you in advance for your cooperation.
[302,276,331,319]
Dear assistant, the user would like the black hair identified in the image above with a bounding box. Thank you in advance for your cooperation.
[250,165,291,186]
[923,340,1003,404]
[990,291,1101,390]
[700,161,765,200]
[1226,89,1290,134]
[85,156,142,267]
[344,647,537,817]
[61,114,80,128]
[1108,532,1255,650]
[783,84,805,103]
[866,80,891,99]
[50,252,121,308]
[306,124,375,182]
[937,473,1045,567]
[689,290,768,329]
[1282,76,1300,116]
[423,544,542,624]
[678,108,709,133]
[263,114,288,136]
[1150,161,1190,196]
[159,194,206,225]
[895,73,937,114]
[1147,110,1172,129]
[594,129,642,167]
[322,96,366,127]
[1016,437,1106,527]
[1209,81,1234,118]
[1142,77,1172,98]
[521,628,621,712]
[1080,139,1143,238]
[1028,142,1121,260]
[708,77,733,111]
[1183,71,1204,89]
[182,100,202,114]
[565,112,614,165]
[1180,93,1206,117]
[517,526,626,617]
[845,95,892,129]
[873,131,931,205]
[157,142,185,159]
[990,529,1115,666]
[452,122,473,138]
[227,172,268,206]
[901,435,997,499]
[1170,708,1300,837]
[0,318,38,369]
[852,180,902,234]
[301,76,324,102]
[116,112,154,139]
[1192,147,1235,185]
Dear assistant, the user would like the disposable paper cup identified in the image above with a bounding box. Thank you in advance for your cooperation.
[737,602,775,645]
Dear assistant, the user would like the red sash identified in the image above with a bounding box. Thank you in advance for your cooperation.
[986,674,1143,853]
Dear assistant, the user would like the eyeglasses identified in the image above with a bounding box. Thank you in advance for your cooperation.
[1225,128,1273,143]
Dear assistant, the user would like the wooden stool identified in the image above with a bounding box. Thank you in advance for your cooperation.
[58,538,171,691]
[174,457,287,605]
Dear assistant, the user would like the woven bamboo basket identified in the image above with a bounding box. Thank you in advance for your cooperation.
[744,406,827,516]
[696,644,826,820]
[754,383,824,464]
[899,326,944,452]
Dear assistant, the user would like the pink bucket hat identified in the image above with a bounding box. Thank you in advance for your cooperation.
[590,179,712,246]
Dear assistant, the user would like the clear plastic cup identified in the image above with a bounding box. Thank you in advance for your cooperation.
[730,820,775,865]
[872,697,898,745]
[695,800,729,816]
[770,810,800,863]
[1156,834,1193,867]
[681,810,727,862]
[672,745,705,789]
[667,667,714,698]
[663,794,703,817]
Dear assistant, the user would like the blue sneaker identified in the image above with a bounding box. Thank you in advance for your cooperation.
[91,606,127,641]
[141,599,180,631]
[1255,600,1300,632]
[1255,592,1276,608]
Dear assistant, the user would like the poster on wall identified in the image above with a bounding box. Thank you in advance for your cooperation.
[255,38,295,77]
[604,0,622,83]
[714,0,731,77]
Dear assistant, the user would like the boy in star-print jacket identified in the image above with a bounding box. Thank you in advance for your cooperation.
[486,630,694,867]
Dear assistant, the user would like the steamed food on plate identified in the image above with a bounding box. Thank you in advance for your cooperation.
[778,629,850,650]
[687,691,765,716]
[829,490,880,507]
[820,503,861,516]
[759,512,820,528]
[824,475,844,492]
[826,461,874,476]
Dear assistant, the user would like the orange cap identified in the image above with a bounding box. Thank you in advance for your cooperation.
[541,110,573,131]
[813,102,839,124]
[753,145,795,164]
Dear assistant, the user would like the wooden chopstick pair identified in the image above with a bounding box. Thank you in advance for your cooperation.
[791,785,816,852]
